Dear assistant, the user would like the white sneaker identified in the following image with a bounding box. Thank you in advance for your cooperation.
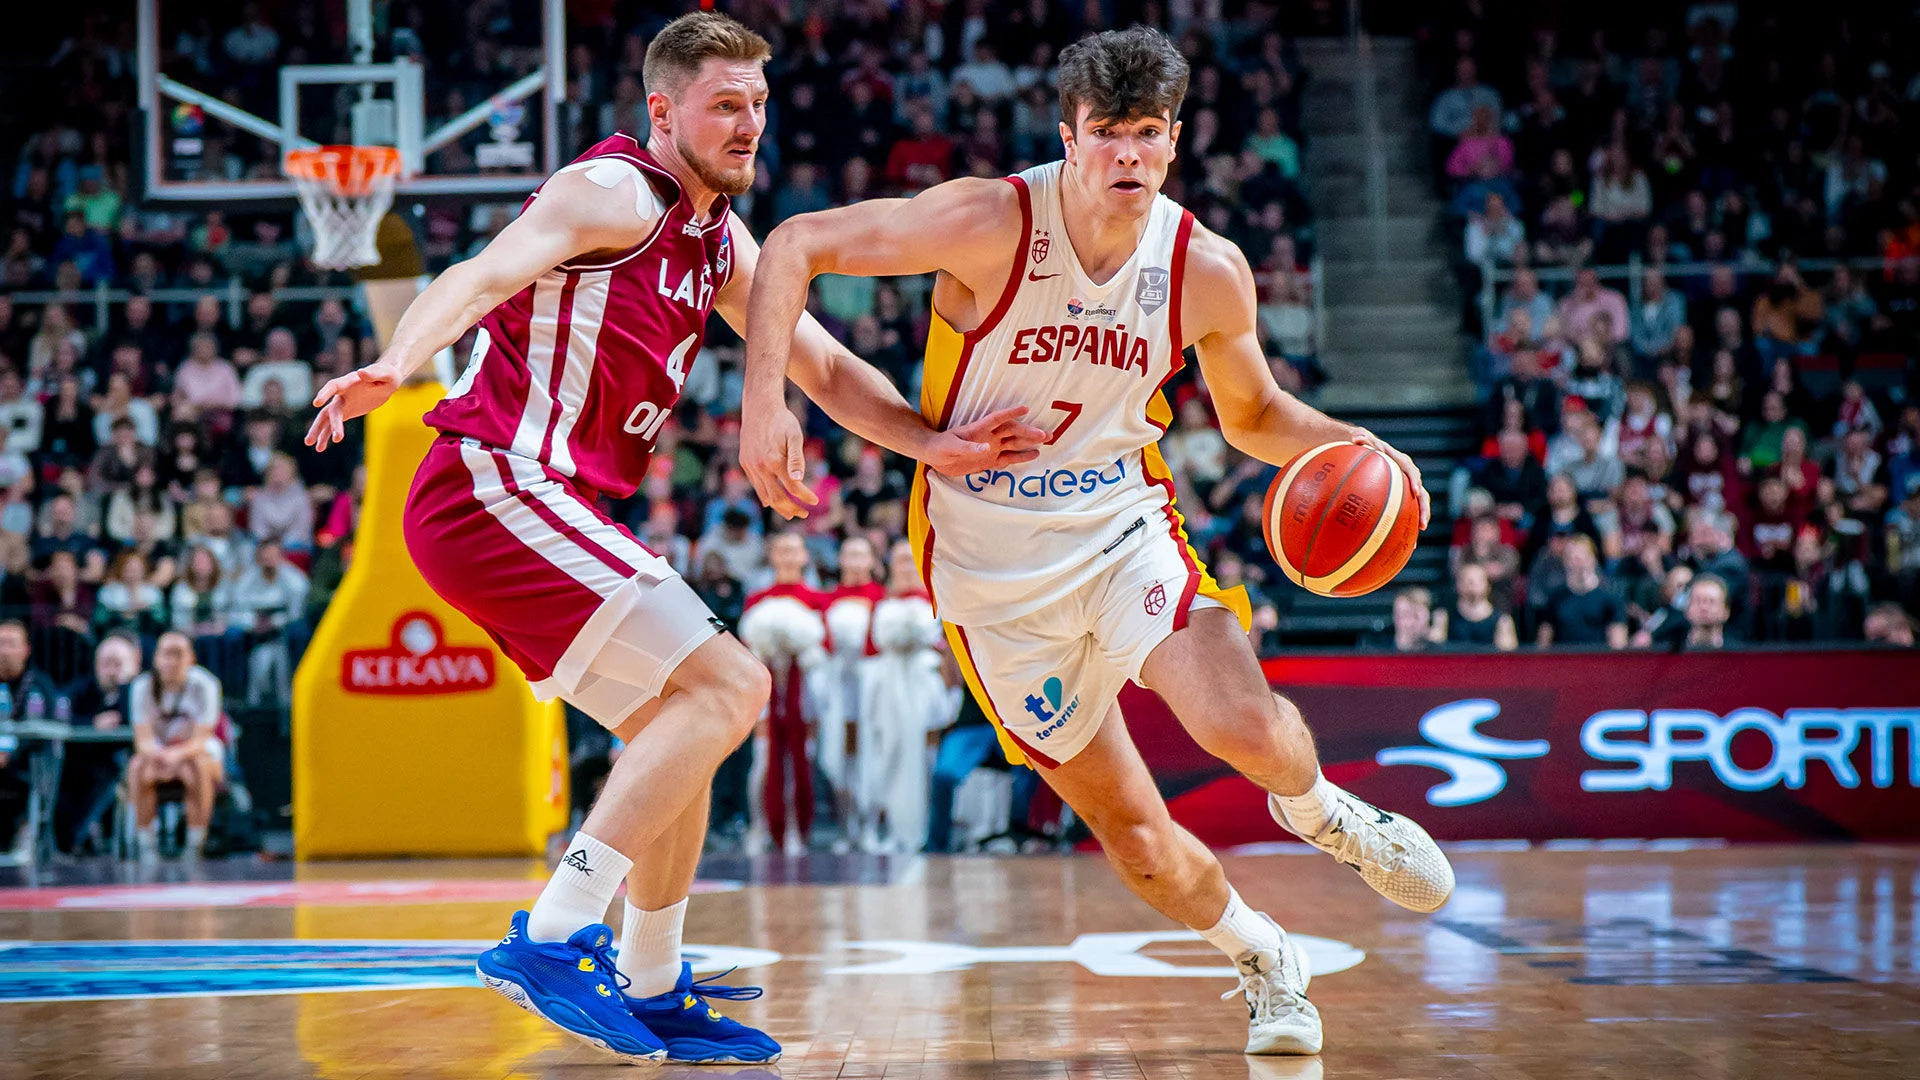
[781,831,807,857]
[1225,931,1321,1055]
[1271,790,1454,913]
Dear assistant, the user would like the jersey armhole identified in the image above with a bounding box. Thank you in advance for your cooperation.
[1166,209,1197,375]
[961,175,1034,343]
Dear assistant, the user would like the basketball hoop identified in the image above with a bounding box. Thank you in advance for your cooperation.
[284,145,404,270]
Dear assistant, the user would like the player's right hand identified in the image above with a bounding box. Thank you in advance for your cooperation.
[740,403,820,519]
[306,359,404,452]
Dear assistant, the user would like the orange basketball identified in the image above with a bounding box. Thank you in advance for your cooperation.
[1263,441,1420,597]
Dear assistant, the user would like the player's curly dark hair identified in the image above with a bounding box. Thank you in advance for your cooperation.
[1055,27,1190,131]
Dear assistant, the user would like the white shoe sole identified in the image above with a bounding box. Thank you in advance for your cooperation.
[477,966,667,1065]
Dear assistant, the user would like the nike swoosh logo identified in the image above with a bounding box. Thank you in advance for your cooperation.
[1028,270,1060,281]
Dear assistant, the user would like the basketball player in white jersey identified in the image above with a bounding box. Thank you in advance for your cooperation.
[304,13,1044,1063]
[742,28,1454,1055]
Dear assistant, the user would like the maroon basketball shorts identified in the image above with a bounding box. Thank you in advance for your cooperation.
[404,436,719,728]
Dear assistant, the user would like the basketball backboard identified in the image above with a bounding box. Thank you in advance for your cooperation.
[135,0,563,203]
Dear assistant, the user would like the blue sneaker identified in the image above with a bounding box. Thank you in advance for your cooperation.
[476,911,667,1063]
[625,963,782,1064]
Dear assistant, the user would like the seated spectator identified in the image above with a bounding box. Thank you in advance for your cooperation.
[53,632,139,854]
[41,374,96,469]
[1480,429,1549,525]
[1551,411,1624,506]
[1674,573,1733,651]
[0,619,59,853]
[91,371,159,448]
[1256,273,1319,389]
[1831,428,1889,523]
[1446,104,1513,180]
[170,544,239,685]
[1832,380,1882,442]
[1433,562,1518,650]
[1429,57,1501,146]
[239,328,311,410]
[1630,268,1687,367]
[94,550,167,642]
[32,491,106,582]
[1454,515,1522,603]
[228,539,307,707]
[1863,602,1916,647]
[1532,196,1593,266]
[1750,266,1823,366]
[105,464,176,547]
[1556,268,1629,345]
[1588,147,1653,259]
[1614,382,1673,474]
[1737,392,1804,474]
[1822,266,1887,352]
[221,414,283,490]
[127,631,226,860]
[1465,192,1526,267]
[1526,473,1602,567]
[1597,474,1676,575]
[1483,343,1562,435]
[247,453,313,553]
[1535,535,1627,649]
[1498,267,1555,335]
[86,417,156,494]
[1683,508,1752,634]
[884,102,954,191]
[0,532,29,623]
[171,332,242,418]
[0,368,42,457]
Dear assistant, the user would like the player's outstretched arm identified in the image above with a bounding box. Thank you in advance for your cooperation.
[717,210,1045,518]
[1185,228,1430,527]
[737,179,1024,518]
[305,166,661,451]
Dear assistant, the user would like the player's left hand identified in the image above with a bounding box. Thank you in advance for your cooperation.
[1351,428,1431,529]
[925,407,1050,477]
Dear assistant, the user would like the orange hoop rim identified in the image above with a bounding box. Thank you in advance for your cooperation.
[283,145,403,196]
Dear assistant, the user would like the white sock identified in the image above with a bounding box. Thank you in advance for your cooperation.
[185,825,208,853]
[617,897,687,999]
[1195,886,1283,962]
[137,823,159,856]
[527,832,632,943]
[1270,771,1339,837]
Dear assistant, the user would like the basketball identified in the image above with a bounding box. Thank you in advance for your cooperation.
[1263,441,1420,597]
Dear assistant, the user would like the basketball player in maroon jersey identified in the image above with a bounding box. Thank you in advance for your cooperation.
[304,12,1045,1064]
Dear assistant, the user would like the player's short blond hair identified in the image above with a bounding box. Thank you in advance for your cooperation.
[643,12,772,99]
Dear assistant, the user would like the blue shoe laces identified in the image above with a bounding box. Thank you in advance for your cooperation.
[578,936,632,997]
[687,967,764,1004]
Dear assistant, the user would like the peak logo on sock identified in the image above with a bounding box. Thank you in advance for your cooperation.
[562,849,593,874]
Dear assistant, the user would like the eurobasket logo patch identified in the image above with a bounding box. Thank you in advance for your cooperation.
[340,611,495,695]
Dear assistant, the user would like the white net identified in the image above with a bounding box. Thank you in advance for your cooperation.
[285,146,402,270]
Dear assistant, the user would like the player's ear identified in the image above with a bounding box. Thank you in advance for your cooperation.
[1168,118,1182,163]
[1058,121,1075,164]
[647,90,673,135]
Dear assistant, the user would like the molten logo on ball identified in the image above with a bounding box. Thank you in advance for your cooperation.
[1263,442,1420,598]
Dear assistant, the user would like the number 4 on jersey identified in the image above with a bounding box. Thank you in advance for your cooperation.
[623,332,696,440]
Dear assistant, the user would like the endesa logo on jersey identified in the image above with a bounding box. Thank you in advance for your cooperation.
[966,456,1127,500]
[1375,698,1920,806]
[340,612,495,695]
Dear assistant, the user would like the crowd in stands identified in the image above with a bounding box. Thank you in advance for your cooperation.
[1406,4,1920,653]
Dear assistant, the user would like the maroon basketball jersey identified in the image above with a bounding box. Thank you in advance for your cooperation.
[425,133,733,499]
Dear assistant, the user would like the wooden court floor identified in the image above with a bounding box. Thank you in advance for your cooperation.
[1,844,1917,1079]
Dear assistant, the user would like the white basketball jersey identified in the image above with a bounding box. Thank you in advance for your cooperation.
[908,160,1197,625]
